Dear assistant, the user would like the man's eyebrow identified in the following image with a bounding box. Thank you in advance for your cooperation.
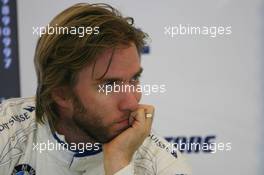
[97,67,144,83]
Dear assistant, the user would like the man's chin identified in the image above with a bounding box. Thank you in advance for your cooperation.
[89,130,118,143]
[102,126,130,143]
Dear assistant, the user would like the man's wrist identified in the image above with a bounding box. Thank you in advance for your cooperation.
[114,163,134,175]
[104,153,132,175]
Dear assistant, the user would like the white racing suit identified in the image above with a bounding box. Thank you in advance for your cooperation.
[0,97,191,175]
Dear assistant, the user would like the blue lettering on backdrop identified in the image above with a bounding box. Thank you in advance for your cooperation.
[165,135,216,154]
[0,0,20,101]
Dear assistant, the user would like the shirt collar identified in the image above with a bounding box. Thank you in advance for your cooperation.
[38,120,104,172]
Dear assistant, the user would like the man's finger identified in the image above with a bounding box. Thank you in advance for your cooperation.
[142,105,154,133]
[130,108,145,126]
[130,105,154,133]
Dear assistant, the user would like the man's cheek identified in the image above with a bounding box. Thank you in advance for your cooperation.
[96,95,118,112]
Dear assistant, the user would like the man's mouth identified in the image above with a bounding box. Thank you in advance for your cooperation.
[117,118,129,124]
[115,118,130,130]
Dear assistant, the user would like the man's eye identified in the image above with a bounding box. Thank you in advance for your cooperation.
[130,76,140,84]
[105,84,113,91]
[104,80,115,86]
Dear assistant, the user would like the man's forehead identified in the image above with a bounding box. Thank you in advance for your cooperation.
[91,44,141,80]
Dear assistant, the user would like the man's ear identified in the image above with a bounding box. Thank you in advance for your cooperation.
[51,87,73,109]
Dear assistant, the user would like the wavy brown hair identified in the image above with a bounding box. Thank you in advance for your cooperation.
[34,3,148,130]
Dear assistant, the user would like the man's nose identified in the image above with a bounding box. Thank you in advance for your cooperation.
[118,91,140,111]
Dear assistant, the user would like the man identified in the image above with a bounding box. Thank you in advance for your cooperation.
[0,3,191,175]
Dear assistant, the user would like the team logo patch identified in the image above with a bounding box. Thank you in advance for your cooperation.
[12,164,35,175]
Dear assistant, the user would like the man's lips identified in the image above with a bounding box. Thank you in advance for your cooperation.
[116,113,135,126]
[116,118,129,128]
[115,113,132,127]
[117,118,129,123]
[116,113,130,123]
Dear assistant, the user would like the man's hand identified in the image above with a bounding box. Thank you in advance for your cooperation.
[103,104,154,175]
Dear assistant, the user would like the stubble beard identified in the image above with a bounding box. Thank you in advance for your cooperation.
[71,95,118,143]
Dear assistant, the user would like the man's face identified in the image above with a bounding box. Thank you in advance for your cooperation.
[70,43,142,143]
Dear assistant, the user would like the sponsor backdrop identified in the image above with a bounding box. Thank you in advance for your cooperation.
[0,0,20,102]
[1,0,262,174]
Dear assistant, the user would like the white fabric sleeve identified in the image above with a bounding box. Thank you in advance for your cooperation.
[114,163,134,175]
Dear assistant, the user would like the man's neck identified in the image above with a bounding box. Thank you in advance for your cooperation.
[54,117,96,145]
